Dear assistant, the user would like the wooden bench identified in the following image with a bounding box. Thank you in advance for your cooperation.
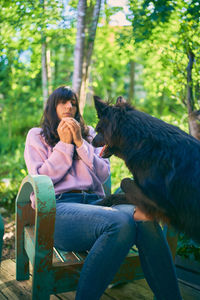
[16,174,178,299]
[0,214,4,262]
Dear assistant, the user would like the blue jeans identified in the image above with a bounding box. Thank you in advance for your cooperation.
[54,193,182,300]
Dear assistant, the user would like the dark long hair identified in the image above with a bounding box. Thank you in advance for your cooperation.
[40,86,90,148]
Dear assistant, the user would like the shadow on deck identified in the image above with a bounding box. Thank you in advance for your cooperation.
[0,259,200,299]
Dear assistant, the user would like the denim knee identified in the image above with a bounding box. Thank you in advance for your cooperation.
[107,211,136,247]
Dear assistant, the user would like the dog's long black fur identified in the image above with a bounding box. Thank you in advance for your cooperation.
[92,96,200,243]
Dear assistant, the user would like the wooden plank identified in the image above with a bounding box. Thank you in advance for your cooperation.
[54,291,115,299]
[0,259,67,300]
[53,248,88,264]
[105,279,154,300]
[0,259,112,300]
[0,292,7,299]
[175,255,200,290]
[2,259,200,300]
[53,293,75,300]
[0,259,32,300]
[176,266,200,289]
[179,280,200,300]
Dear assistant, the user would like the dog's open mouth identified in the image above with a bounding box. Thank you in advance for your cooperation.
[99,145,113,158]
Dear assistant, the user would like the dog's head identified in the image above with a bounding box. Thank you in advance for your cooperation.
[92,96,132,159]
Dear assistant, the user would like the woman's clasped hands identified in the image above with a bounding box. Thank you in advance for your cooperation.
[57,118,83,148]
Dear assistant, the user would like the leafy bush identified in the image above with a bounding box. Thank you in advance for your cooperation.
[177,234,200,262]
[0,145,27,213]
[83,104,98,128]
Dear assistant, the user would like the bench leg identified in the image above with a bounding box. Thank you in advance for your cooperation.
[16,203,30,280]
[32,263,53,300]
[32,276,51,300]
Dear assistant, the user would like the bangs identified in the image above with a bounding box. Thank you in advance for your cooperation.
[54,87,78,106]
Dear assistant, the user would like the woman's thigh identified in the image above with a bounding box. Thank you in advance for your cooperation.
[54,202,135,252]
[113,204,135,216]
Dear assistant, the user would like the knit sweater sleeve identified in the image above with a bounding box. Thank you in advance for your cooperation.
[24,128,75,184]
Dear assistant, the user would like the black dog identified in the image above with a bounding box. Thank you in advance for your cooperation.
[92,96,200,243]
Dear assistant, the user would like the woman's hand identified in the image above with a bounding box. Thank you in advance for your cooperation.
[57,119,73,144]
[133,207,153,221]
[61,118,83,148]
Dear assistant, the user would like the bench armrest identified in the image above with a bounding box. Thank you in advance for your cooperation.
[16,175,56,271]
[16,174,56,213]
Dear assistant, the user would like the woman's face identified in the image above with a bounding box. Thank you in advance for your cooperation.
[56,99,77,120]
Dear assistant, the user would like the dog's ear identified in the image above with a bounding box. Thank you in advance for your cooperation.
[116,96,126,104]
[94,96,108,118]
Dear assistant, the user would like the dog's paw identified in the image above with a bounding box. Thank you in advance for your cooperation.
[98,194,129,206]
[96,195,118,207]
[94,198,109,206]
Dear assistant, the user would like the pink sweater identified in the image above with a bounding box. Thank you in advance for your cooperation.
[24,127,110,207]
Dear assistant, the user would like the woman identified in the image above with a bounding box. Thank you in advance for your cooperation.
[24,86,182,300]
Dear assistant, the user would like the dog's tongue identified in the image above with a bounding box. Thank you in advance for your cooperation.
[100,145,106,157]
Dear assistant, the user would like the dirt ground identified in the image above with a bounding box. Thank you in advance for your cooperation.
[1,216,15,260]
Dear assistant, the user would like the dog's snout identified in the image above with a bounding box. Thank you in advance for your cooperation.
[92,133,105,148]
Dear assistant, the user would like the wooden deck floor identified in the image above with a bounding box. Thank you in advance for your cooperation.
[1,259,200,300]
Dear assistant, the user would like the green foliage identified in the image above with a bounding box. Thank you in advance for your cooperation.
[128,0,200,120]
[129,0,175,43]
[0,145,27,212]
[177,234,200,262]
[83,104,98,128]
[92,25,134,100]
[110,156,131,193]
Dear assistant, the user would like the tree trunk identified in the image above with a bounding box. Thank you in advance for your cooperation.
[41,39,48,107]
[72,0,87,96]
[186,49,197,136]
[47,46,52,95]
[79,65,89,114]
[53,48,58,89]
[186,50,200,140]
[195,82,200,103]
[129,60,135,104]
[79,0,102,114]
[85,0,101,73]
[186,49,195,115]
[188,110,200,140]
[40,0,48,107]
